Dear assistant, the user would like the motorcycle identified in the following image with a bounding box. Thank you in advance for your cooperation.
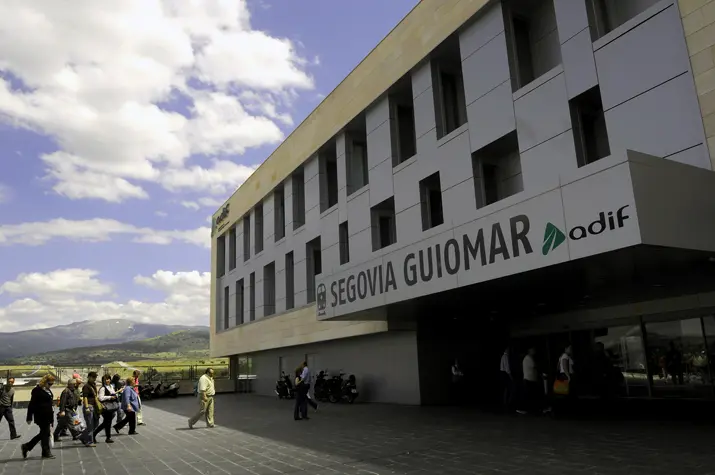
[343,374,359,404]
[139,382,155,400]
[275,372,295,399]
[314,370,329,402]
[326,372,359,403]
[151,381,179,399]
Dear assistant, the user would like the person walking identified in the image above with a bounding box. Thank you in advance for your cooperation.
[21,374,56,459]
[113,377,139,435]
[300,362,318,411]
[499,348,514,412]
[111,374,125,425]
[78,372,98,447]
[132,370,144,426]
[0,377,20,440]
[188,368,215,429]
[53,378,80,442]
[93,375,119,444]
[293,367,308,421]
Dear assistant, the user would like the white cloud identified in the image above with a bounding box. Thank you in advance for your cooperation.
[0,269,210,331]
[0,269,111,298]
[181,196,226,211]
[0,218,210,248]
[0,0,314,202]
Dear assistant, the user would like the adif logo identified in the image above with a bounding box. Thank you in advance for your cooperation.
[316,283,327,315]
[542,222,566,255]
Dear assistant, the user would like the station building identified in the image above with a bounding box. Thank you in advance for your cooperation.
[211,0,715,405]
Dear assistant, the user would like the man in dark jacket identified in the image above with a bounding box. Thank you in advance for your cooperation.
[0,377,20,440]
[53,379,80,442]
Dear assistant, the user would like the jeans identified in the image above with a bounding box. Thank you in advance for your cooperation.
[293,385,308,420]
[79,407,95,445]
[0,405,17,438]
[94,410,116,441]
[25,423,51,456]
[114,410,136,433]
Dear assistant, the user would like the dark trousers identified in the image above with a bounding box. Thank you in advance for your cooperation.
[304,384,318,410]
[53,413,80,440]
[114,411,136,433]
[94,410,115,441]
[293,386,308,420]
[522,380,544,413]
[79,407,95,445]
[25,423,51,456]
[0,405,17,438]
[500,372,514,410]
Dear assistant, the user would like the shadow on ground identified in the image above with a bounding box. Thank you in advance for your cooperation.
[142,393,715,474]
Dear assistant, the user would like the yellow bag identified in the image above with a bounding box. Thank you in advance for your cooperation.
[553,379,569,396]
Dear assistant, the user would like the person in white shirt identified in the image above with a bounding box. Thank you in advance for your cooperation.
[499,348,514,411]
[300,362,318,411]
[517,348,549,415]
[188,368,215,429]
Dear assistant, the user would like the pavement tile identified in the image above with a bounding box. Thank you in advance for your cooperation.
[1,394,715,474]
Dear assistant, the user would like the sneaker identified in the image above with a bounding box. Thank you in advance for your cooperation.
[11,435,21,440]
[128,431,138,435]
[113,426,120,435]
[106,438,114,444]
[21,443,28,459]
[42,453,56,459]
[516,410,527,415]
[83,442,96,448]
[188,420,193,429]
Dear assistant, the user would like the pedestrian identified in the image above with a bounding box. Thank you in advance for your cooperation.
[293,367,308,421]
[111,374,125,424]
[78,371,98,447]
[188,368,215,429]
[0,377,20,440]
[53,378,81,442]
[21,374,56,459]
[93,374,119,444]
[517,348,548,415]
[300,361,318,411]
[499,348,514,412]
[113,377,139,435]
[132,370,144,426]
[451,359,464,403]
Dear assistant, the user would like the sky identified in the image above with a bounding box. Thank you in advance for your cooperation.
[0,0,418,332]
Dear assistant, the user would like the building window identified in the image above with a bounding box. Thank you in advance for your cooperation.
[586,0,660,42]
[285,252,294,310]
[249,272,256,322]
[346,117,369,195]
[263,262,276,317]
[432,36,467,139]
[216,235,226,277]
[243,216,250,262]
[371,197,397,251]
[419,173,444,231]
[320,147,338,212]
[472,131,524,208]
[292,168,306,230]
[390,77,417,166]
[228,226,236,271]
[254,202,264,254]
[504,0,561,92]
[306,237,322,303]
[339,221,350,265]
[236,279,244,325]
[274,185,285,241]
[570,86,610,167]
[223,286,230,330]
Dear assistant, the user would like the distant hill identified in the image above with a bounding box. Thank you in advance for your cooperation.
[0,319,208,362]
[6,329,210,365]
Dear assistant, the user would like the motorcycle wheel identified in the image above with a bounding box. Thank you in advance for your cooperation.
[348,395,356,404]
[171,391,177,398]
[328,393,338,403]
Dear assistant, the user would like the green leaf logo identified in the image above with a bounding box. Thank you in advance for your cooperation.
[542,222,566,255]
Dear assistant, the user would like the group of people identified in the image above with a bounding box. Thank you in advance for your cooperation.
[292,361,318,421]
[0,369,145,460]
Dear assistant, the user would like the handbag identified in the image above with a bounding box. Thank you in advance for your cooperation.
[99,385,120,412]
[553,376,570,396]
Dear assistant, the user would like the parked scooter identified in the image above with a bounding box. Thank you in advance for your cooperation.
[326,372,359,403]
[314,370,329,402]
[139,382,155,400]
[151,381,179,399]
[275,372,295,399]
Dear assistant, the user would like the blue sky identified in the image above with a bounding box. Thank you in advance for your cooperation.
[0,0,418,332]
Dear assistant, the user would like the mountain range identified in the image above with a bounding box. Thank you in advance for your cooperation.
[0,319,208,362]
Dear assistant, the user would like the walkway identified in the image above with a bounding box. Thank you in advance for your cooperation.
[1,394,713,474]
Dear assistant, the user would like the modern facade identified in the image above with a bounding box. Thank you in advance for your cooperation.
[211,0,715,405]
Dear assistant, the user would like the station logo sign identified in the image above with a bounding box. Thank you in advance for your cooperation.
[320,204,631,313]
[212,204,231,237]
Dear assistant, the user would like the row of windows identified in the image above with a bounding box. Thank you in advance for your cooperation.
[216,0,654,282]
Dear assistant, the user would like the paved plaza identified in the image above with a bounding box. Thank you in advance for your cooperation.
[1,394,714,475]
